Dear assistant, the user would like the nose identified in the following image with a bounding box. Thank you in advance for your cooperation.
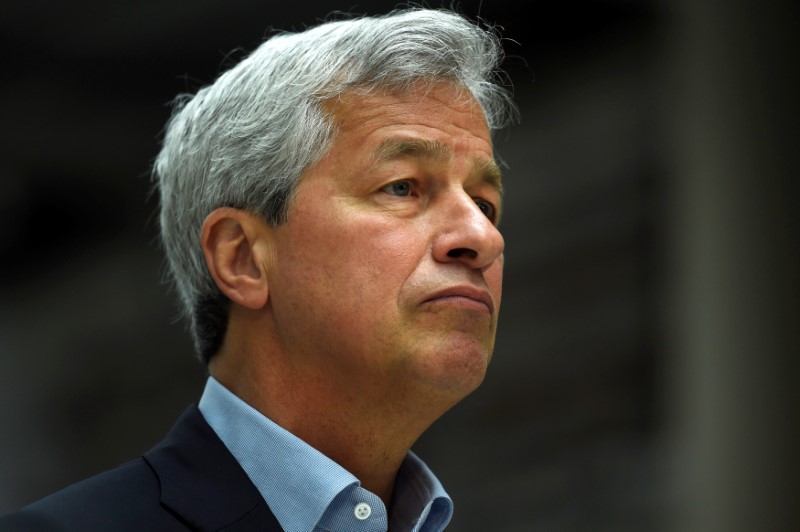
[431,191,505,270]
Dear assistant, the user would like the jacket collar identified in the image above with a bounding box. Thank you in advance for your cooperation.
[143,405,282,531]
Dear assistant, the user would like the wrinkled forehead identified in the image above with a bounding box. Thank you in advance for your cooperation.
[322,79,489,131]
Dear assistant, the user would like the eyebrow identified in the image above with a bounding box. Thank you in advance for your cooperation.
[372,138,504,194]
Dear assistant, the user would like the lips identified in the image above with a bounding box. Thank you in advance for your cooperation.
[422,285,495,314]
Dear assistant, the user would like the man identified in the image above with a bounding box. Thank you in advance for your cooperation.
[0,8,515,531]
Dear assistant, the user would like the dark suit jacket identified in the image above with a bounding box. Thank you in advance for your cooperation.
[0,405,283,531]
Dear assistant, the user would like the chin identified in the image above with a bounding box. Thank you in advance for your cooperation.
[413,332,493,397]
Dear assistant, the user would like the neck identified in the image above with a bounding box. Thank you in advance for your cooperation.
[209,317,453,507]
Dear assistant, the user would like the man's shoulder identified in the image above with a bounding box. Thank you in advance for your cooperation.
[0,458,185,531]
[0,404,283,532]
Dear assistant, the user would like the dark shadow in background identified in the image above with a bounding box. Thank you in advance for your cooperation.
[0,1,796,530]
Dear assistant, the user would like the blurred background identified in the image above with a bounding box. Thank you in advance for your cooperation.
[1,0,797,530]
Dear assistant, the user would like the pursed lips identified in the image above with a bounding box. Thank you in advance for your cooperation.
[421,285,494,314]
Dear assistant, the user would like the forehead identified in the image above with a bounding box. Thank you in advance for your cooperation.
[323,82,493,156]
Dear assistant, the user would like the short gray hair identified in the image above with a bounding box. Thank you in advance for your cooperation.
[153,8,516,364]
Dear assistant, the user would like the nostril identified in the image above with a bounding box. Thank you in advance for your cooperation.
[447,248,478,259]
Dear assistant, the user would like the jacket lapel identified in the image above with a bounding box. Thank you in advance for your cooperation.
[144,405,283,532]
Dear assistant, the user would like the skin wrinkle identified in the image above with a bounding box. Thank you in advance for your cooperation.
[373,138,503,192]
[155,11,516,362]
[324,94,503,228]
[207,81,504,507]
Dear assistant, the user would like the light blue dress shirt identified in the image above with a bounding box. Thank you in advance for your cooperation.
[198,377,454,532]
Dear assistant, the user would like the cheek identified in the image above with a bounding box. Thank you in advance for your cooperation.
[327,209,421,275]
[281,209,423,319]
[360,223,422,282]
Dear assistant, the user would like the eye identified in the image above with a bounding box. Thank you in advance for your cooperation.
[474,198,497,222]
[381,180,413,197]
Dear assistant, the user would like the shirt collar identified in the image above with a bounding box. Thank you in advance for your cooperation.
[392,452,453,531]
[198,376,453,531]
[199,377,357,531]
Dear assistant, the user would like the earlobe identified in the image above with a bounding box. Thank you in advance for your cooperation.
[201,208,271,310]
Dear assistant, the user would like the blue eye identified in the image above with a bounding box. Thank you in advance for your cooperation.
[382,181,412,197]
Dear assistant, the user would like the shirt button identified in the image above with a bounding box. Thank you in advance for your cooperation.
[354,502,372,520]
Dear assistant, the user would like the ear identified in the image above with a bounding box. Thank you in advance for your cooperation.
[200,208,273,310]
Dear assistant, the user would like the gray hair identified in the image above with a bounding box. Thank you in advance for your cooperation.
[153,8,516,364]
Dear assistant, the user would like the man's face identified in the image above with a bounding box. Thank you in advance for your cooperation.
[265,82,504,404]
